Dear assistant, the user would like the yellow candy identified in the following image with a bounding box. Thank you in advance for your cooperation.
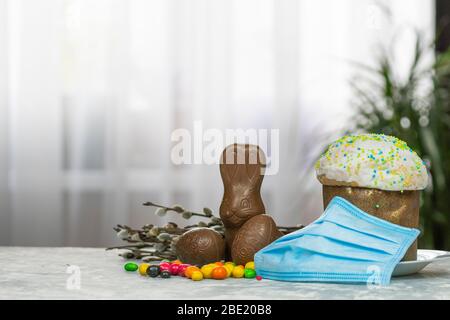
[200,264,215,279]
[138,263,149,276]
[224,263,234,276]
[245,261,255,270]
[232,265,245,278]
[191,270,204,281]
[185,266,200,279]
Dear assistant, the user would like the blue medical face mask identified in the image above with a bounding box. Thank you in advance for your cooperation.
[254,196,419,285]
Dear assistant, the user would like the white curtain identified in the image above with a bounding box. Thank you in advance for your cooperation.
[0,0,434,247]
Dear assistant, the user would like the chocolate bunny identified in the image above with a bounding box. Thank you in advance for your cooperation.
[219,144,282,264]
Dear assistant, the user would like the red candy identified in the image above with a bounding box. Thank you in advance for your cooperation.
[159,262,190,277]
[159,262,171,271]
[256,275,262,281]
[178,264,190,277]
[169,263,180,275]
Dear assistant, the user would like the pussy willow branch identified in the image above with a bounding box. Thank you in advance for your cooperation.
[108,202,302,261]
[142,201,219,219]
[142,201,302,230]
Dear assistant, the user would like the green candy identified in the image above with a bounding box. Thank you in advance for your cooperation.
[124,262,138,272]
[244,268,256,279]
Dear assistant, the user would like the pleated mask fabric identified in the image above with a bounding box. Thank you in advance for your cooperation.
[254,196,420,285]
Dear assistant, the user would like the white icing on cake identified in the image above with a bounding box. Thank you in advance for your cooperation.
[315,134,428,191]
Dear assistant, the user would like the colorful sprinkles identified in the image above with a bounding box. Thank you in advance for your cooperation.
[315,134,428,191]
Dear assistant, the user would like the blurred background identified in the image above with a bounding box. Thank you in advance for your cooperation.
[1,0,448,249]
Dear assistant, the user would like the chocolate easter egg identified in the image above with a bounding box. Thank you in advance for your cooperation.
[175,228,226,266]
[231,214,282,265]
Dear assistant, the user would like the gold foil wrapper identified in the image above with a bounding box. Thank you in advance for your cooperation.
[322,185,419,261]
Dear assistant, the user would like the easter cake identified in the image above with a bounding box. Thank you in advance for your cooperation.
[315,134,428,261]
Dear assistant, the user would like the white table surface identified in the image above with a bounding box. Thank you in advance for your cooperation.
[1,247,450,300]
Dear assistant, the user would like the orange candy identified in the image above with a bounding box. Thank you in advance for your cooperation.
[184,266,200,279]
[211,266,228,280]
[171,260,182,265]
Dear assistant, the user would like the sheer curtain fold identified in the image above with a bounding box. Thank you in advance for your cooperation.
[3,0,65,246]
[0,0,10,245]
[0,0,434,246]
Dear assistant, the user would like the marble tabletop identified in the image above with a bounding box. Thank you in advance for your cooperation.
[0,247,449,300]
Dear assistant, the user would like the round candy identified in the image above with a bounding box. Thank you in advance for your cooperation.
[200,264,215,279]
[184,266,200,279]
[160,270,171,278]
[256,275,262,281]
[224,263,234,277]
[171,259,182,265]
[244,261,255,270]
[169,263,180,275]
[124,262,138,272]
[191,271,204,281]
[232,265,245,278]
[178,264,190,277]
[159,262,171,271]
[139,263,150,276]
[244,268,256,278]
[146,265,160,278]
[211,266,228,280]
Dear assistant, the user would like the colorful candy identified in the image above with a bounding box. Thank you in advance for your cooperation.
[231,265,245,278]
[191,271,204,281]
[159,262,171,271]
[160,270,171,278]
[184,266,201,279]
[169,263,180,275]
[200,264,215,279]
[146,265,160,278]
[123,260,259,281]
[138,263,149,276]
[224,263,234,276]
[244,261,255,270]
[178,264,190,277]
[211,266,228,280]
[244,268,256,278]
[124,262,138,272]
